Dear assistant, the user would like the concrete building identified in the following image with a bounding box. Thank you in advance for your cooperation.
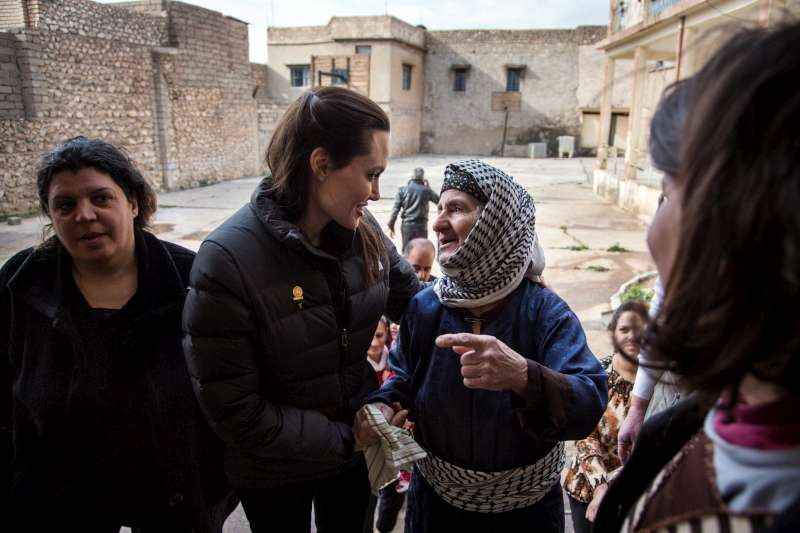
[266,17,426,157]
[0,0,288,216]
[265,17,619,158]
[593,0,799,221]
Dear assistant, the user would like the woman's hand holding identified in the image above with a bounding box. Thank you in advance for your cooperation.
[353,402,408,450]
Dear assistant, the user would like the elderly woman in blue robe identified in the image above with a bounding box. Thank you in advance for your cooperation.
[357,159,607,532]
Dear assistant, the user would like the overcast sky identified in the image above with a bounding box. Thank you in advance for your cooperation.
[100,0,610,63]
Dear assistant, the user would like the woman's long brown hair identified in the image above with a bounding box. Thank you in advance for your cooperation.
[645,23,800,400]
[266,86,389,285]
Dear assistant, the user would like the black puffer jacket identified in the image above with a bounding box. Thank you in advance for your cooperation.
[182,178,421,488]
[0,230,231,531]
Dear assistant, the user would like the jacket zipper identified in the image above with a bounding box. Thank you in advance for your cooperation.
[333,262,351,417]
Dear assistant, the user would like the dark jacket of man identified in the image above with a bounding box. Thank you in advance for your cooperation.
[388,178,440,232]
[182,178,421,488]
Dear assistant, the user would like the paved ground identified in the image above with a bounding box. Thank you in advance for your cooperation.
[0,155,654,532]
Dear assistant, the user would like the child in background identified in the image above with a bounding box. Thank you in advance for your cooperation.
[364,317,408,532]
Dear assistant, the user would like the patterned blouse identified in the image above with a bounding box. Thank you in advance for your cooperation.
[563,356,634,503]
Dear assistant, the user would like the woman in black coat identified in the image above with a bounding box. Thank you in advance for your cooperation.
[0,137,233,532]
[182,86,422,533]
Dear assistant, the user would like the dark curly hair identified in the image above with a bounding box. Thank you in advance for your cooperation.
[37,136,157,229]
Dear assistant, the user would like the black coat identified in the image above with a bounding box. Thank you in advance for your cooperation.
[388,178,440,230]
[182,178,421,488]
[0,230,231,531]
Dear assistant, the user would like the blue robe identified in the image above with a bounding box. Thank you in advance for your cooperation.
[368,279,607,531]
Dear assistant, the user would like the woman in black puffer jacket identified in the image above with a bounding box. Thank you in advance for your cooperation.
[182,86,422,532]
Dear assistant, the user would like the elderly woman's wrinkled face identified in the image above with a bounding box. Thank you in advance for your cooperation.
[48,167,138,269]
[433,190,482,264]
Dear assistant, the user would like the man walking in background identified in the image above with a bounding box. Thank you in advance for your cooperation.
[388,168,439,250]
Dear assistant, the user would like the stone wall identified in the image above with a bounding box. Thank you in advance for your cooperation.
[0,0,168,215]
[421,26,607,156]
[0,31,24,119]
[157,0,259,187]
[0,0,286,216]
[252,62,289,174]
[0,0,25,29]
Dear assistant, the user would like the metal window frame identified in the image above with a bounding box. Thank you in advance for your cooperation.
[402,64,413,91]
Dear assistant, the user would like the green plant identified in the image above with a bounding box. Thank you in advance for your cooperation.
[607,242,629,253]
[586,265,610,272]
[621,283,655,303]
[567,244,589,251]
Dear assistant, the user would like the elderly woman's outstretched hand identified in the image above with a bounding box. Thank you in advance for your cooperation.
[436,333,529,396]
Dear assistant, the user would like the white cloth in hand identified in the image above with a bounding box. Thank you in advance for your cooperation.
[363,404,427,495]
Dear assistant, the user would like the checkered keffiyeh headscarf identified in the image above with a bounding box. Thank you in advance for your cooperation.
[433,160,545,308]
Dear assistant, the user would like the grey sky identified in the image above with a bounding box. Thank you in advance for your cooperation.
[100,1,610,63]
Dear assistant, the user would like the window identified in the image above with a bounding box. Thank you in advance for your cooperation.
[355,45,372,55]
[331,68,349,85]
[402,64,413,91]
[289,65,310,87]
[506,68,523,92]
[453,68,467,92]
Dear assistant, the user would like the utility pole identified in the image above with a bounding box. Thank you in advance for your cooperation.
[500,105,509,157]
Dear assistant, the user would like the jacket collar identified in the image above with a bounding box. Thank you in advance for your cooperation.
[8,229,186,322]
[250,176,357,261]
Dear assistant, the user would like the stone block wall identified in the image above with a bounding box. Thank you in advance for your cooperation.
[0,1,26,29]
[158,0,259,187]
[252,62,289,174]
[0,0,167,215]
[421,26,607,156]
[0,31,24,119]
[0,0,288,216]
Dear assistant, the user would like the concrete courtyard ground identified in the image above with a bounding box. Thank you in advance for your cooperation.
[0,155,654,532]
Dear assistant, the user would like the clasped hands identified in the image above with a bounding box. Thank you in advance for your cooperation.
[353,333,529,449]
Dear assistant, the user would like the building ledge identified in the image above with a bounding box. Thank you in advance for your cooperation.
[597,0,715,51]
[593,168,660,224]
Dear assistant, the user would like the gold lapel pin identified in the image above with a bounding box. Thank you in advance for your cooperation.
[292,286,304,310]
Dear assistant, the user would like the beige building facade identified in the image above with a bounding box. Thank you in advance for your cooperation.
[593,0,799,221]
[266,17,619,158]
[266,17,426,156]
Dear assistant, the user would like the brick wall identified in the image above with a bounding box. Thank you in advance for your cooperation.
[421,26,607,155]
[0,31,23,119]
[0,0,168,214]
[110,0,166,16]
[0,1,25,30]
[159,1,259,187]
[0,0,288,216]
[252,62,289,174]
